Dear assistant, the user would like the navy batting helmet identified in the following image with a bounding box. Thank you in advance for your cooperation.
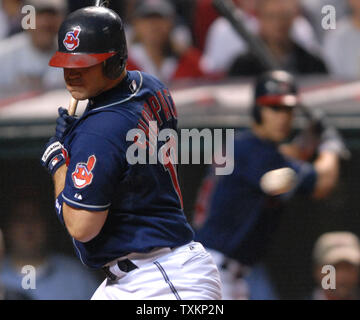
[252,70,298,124]
[49,6,128,79]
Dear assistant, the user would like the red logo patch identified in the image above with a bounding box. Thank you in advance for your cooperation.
[72,155,96,189]
[63,26,81,51]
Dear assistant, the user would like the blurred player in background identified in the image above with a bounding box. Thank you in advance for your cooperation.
[311,231,360,300]
[41,6,221,300]
[194,70,349,299]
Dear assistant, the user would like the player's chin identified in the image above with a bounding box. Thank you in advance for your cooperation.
[67,86,90,101]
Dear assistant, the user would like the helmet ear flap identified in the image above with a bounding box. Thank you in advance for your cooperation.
[103,52,127,79]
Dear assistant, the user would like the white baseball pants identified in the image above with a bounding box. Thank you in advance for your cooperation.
[91,241,222,300]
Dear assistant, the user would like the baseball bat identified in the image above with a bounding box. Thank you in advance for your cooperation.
[68,96,79,117]
[67,0,110,116]
[212,0,314,122]
[212,0,279,70]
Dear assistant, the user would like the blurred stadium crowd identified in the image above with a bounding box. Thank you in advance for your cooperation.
[1,0,360,300]
[1,0,360,97]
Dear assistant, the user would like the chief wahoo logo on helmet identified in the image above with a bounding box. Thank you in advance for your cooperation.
[63,26,81,51]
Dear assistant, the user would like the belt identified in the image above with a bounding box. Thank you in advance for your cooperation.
[101,247,173,281]
[102,259,138,281]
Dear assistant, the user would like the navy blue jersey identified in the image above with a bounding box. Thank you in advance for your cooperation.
[195,130,317,266]
[61,70,194,268]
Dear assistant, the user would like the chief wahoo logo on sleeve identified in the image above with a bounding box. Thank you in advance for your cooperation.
[63,26,81,51]
[72,155,96,189]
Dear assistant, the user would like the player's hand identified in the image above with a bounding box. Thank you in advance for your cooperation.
[318,126,351,160]
[55,107,77,142]
[292,124,320,160]
[40,136,66,175]
[307,109,327,136]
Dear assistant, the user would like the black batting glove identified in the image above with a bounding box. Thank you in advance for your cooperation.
[41,107,75,175]
[40,136,66,175]
[307,110,351,160]
[55,107,77,143]
[318,126,351,160]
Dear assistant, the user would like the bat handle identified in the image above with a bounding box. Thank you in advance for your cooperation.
[68,96,79,116]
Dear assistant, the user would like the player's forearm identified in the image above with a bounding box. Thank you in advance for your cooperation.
[53,164,68,199]
[313,151,340,199]
[279,143,303,160]
[63,204,108,242]
[52,164,108,242]
[280,130,319,161]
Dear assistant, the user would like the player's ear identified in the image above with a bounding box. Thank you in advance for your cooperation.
[252,105,262,124]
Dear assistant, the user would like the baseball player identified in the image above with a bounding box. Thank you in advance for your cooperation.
[40,6,221,300]
[194,70,348,299]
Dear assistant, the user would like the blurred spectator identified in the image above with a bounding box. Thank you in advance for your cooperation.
[228,0,327,77]
[301,0,349,42]
[311,231,360,300]
[200,0,258,75]
[67,0,93,13]
[126,0,204,84]
[0,0,65,97]
[192,0,219,51]
[0,228,31,300]
[0,199,99,300]
[201,0,321,75]
[322,0,360,79]
[0,0,23,40]
[170,0,195,29]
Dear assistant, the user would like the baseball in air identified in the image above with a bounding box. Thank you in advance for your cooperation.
[260,167,297,196]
